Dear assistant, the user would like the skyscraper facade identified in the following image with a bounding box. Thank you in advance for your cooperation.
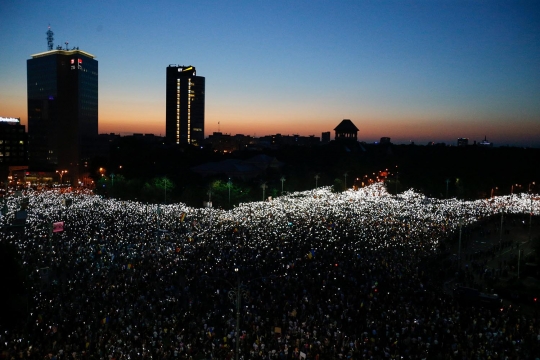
[27,48,98,177]
[165,65,205,146]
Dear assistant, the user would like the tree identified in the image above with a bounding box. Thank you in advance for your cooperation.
[332,179,344,193]
[154,177,175,204]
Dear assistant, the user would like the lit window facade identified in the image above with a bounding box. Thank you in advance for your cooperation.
[165,65,205,146]
[0,117,28,165]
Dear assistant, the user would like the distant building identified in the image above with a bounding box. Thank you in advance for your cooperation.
[380,137,391,145]
[457,138,469,147]
[427,142,446,147]
[257,134,320,148]
[129,133,165,145]
[27,33,98,181]
[321,132,330,143]
[206,132,254,153]
[334,119,359,142]
[191,154,282,180]
[0,117,28,167]
[479,136,493,147]
[165,65,205,146]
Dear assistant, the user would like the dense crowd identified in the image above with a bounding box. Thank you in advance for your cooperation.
[1,183,539,359]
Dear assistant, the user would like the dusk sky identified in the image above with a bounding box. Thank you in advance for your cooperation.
[1,0,539,146]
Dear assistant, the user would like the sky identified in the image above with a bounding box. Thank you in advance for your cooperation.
[1,0,539,147]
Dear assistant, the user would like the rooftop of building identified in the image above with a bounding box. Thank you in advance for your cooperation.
[334,119,359,132]
[0,117,22,126]
[31,49,96,59]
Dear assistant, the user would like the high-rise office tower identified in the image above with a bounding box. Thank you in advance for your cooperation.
[166,65,205,146]
[27,27,98,180]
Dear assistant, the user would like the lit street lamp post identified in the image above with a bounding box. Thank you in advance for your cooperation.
[229,269,247,360]
[280,176,285,195]
[164,178,167,204]
[199,271,246,360]
[227,178,232,204]
[499,207,504,268]
[529,182,535,243]
[261,182,267,201]
[458,219,463,270]
[314,174,320,189]
[202,270,273,360]
[56,170,67,185]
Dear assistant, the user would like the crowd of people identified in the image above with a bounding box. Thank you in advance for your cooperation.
[1,183,539,359]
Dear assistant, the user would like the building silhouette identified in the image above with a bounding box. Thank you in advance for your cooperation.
[166,65,205,146]
[27,30,98,181]
[0,117,28,167]
[479,136,493,147]
[334,119,359,142]
[457,138,469,147]
[321,132,330,144]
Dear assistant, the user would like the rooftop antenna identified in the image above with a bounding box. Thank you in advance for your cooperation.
[46,25,54,50]
[218,121,220,132]
[64,41,69,50]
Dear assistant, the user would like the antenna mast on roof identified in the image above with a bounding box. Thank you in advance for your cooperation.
[46,25,54,50]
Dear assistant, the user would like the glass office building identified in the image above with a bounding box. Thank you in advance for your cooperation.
[27,49,98,175]
[165,65,205,146]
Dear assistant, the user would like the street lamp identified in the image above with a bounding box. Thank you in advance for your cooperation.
[261,182,268,201]
[230,268,247,360]
[164,178,167,204]
[458,219,463,271]
[511,184,520,195]
[227,178,232,204]
[499,207,504,268]
[56,170,67,185]
[314,174,320,189]
[491,187,498,199]
[280,176,285,195]
[202,270,273,360]
[529,182,535,243]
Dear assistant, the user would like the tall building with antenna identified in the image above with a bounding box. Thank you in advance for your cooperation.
[27,26,98,182]
[165,65,205,146]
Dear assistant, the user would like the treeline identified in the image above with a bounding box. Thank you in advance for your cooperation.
[91,138,540,207]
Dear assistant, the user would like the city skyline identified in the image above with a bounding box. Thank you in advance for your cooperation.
[1,1,539,147]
